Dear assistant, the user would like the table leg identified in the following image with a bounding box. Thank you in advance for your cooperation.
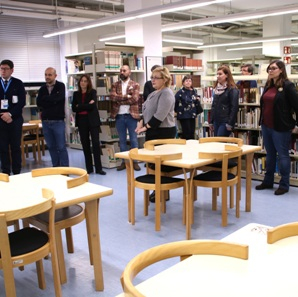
[245,153,253,212]
[185,168,196,240]
[85,199,104,291]
[125,159,132,223]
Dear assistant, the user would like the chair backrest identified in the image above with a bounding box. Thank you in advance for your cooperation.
[31,167,88,189]
[121,240,248,297]
[267,222,298,244]
[144,138,186,151]
[199,136,243,147]
[0,173,9,182]
[29,120,41,124]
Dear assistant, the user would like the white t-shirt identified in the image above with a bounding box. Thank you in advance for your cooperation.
[118,78,130,114]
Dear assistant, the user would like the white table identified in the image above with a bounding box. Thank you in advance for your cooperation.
[116,223,298,297]
[116,140,261,238]
[0,172,113,291]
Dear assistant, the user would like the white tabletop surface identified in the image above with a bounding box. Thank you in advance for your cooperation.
[116,223,298,297]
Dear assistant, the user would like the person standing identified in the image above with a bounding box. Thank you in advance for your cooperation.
[143,64,160,101]
[72,75,106,175]
[209,65,239,136]
[110,64,140,171]
[175,74,203,140]
[0,59,26,175]
[256,60,298,195]
[36,67,69,167]
[237,64,257,88]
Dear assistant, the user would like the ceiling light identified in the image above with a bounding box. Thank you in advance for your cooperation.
[163,35,203,46]
[162,4,298,32]
[226,46,263,51]
[99,33,125,41]
[197,35,298,49]
[43,0,229,38]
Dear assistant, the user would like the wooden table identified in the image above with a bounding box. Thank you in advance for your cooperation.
[0,172,113,291]
[116,140,261,238]
[116,223,298,296]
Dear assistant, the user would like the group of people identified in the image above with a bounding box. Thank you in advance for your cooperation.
[1,58,298,197]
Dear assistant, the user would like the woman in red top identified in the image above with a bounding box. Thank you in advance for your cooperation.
[72,75,106,175]
[256,60,298,195]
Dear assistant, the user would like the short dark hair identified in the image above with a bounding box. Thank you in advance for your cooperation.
[182,74,192,83]
[241,64,254,75]
[0,59,14,69]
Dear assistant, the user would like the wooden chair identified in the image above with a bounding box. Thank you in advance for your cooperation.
[198,137,243,209]
[0,188,62,297]
[29,119,45,156]
[23,167,88,284]
[128,148,187,232]
[121,240,249,297]
[189,145,242,229]
[267,222,298,244]
[21,123,41,166]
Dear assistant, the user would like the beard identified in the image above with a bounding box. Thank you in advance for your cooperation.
[120,74,127,81]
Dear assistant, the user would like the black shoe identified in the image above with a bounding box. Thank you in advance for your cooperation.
[87,170,94,174]
[117,163,126,171]
[274,188,288,195]
[255,183,273,190]
[96,170,106,175]
[149,191,170,203]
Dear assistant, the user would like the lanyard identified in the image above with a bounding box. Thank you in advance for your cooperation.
[1,79,11,99]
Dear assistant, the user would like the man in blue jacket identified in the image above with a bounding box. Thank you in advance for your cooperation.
[37,67,69,167]
[0,59,26,175]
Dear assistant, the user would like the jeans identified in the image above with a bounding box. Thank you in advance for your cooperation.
[261,125,291,190]
[42,120,69,167]
[115,114,138,152]
[213,122,232,137]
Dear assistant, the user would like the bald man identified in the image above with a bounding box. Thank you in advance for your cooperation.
[36,67,69,167]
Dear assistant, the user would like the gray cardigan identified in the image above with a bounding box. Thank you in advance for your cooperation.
[142,87,175,128]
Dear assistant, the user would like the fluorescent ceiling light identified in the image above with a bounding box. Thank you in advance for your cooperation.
[197,35,298,49]
[99,33,125,41]
[226,46,263,51]
[43,0,229,38]
[162,4,298,32]
[163,35,203,46]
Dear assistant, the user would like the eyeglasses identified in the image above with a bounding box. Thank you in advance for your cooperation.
[0,67,11,71]
[267,67,279,71]
[150,76,163,80]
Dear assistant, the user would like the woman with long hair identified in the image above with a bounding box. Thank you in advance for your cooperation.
[72,74,106,175]
[256,60,298,195]
[209,65,239,136]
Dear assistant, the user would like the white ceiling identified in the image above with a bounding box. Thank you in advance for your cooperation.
[1,0,298,46]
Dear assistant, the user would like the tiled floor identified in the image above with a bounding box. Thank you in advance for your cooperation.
[1,147,298,297]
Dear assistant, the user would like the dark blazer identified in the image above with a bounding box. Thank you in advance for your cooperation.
[259,80,298,132]
[36,80,66,120]
[0,77,26,120]
[72,89,100,127]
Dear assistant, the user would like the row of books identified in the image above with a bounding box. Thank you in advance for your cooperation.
[236,107,261,129]
[164,56,202,70]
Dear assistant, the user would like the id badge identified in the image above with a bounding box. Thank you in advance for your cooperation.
[1,99,8,109]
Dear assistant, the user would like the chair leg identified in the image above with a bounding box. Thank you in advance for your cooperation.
[2,259,17,297]
[161,191,166,214]
[229,186,234,209]
[55,228,67,284]
[155,190,161,231]
[212,189,217,210]
[143,190,149,216]
[36,259,46,289]
[65,227,74,253]
[222,187,228,227]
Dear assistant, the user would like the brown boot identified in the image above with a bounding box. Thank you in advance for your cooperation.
[133,163,141,171]
[117,163,126,171]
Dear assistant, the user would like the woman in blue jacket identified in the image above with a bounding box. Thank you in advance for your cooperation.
[72,75,106,175]
[175,75,203,139]
[256,60,298,195]
[209,65,239,136]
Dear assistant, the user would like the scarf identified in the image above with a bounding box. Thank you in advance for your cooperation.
[214,83,227,95]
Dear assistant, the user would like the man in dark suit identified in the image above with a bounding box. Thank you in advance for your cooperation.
[0,59,26,175]
[37,67,69,167]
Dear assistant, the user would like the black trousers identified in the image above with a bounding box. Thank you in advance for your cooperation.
[77,116,103,173]
[179,118,196,140]
[0,116,23,174]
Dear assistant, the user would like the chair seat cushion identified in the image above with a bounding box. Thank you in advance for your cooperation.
[194,171,236,182]
[136,174,184,184]
[33,205,84,223]
[148,163,181,173]
[23,135,37,141]
[207,160,237,169]
[8,227,49,257]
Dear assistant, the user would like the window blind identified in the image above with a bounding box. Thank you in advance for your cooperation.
[0,16,61,83]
